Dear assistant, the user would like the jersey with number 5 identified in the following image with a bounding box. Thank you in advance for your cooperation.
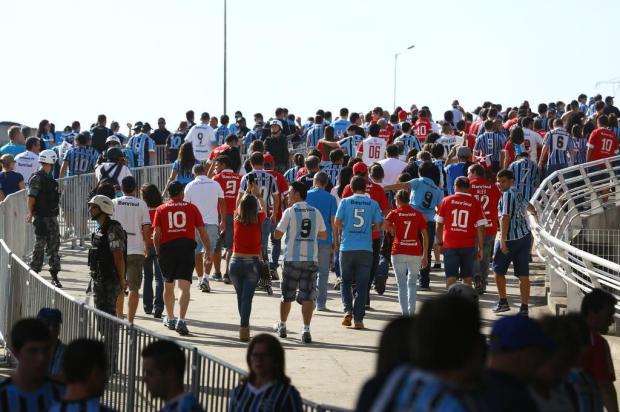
[358,136,387,165]
[213,169,241,215]
[152,200,205,245]
[335,194,383,252]
[435,192,486,248]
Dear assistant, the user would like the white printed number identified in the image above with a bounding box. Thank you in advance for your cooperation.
[450,209,469,228]
[167,211,187,229]
[403,220,412,238]
[602,138,613,152]
[353,208,365,228]
[225,180,237,196]
[475,194,489,209]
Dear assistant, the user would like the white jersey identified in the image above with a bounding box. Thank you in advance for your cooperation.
[435,135,464,158]
[184,123,216,161]
[183,175,224,225]
[378,157,407,185]
[276,201,326,262]
[112,195,151,255]
[359,136,387,165]
[14,151,40,185]
[523,128,544,162]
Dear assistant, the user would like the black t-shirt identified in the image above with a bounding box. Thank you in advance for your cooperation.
[604,105,620,117]
[151,128,170,145]
[475,369,540,412]
[91,126,113,153]
[298,172,333,192]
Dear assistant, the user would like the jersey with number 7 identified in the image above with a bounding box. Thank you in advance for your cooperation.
[335,194,383,252]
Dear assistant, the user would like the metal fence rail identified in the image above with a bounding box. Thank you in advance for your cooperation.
[0,163,348,412]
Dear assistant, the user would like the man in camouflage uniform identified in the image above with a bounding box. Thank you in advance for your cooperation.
[27,149,62,287]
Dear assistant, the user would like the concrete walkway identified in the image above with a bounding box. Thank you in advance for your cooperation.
[54,245,553,409]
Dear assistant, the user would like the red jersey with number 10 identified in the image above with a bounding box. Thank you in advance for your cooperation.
[213,169,241,215]
[435,192,486,248]
[469,177,501,235]
[414,119,432,142]
[153,200,204,245]
[385,204,427,255]
[588,127,619,161]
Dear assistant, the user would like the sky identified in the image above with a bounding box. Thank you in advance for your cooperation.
[2,0,620,129]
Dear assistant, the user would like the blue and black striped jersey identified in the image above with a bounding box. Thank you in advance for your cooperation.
[49,397,116,412]
[63,146,99,176]
[498,187,530,241]
[508,157,540,201]
[0,377,65,412]
[543,127,573,166]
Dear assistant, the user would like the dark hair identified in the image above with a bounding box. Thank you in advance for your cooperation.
[142,340,186,381]
[26,137,40,150]
[571,124,583,139]
[215,155,232,169]
[350,113,360,123]
[521,116,534,128]
[167,181,184,198]
[293,153,304,168]
[178,142,196,171]
[63,339,107,384]
[386,144,399,157]
[418,161,435,179]
[249,140,264,153]
[324,126,335,142]
[245,334,290,385]
[581,288,617,316]
[141,184,163,208]
[430,144,444,159]
[455,176,470,190]
[340,107,349,117]
[237,194,259,225]
[329,149,344,163]
[351,175,367,192]
[368,124,381,137]
[250,151,264,166]
[597,115,609,127]
[370,164,384,181]
[76,131,90,146]
[220,114,230,125]
[289,181,308,200]
[376,317,416,375]
[426,133,440,144]
[538,103,548,113]
[401,122,412,133]
[468,163,485,177]
[395,189,410,204]
[305,155,320,171]
[509,126,525,145]
[496,169,514,180]
[11,318,50,353]
[337,167,353,198]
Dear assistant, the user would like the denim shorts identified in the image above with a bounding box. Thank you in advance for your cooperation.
[443,247,475,278]
[492,233,531,276]
[195,224,219,254]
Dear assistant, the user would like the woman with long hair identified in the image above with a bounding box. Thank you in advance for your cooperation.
[36,119,54,149]
[168,142,198,185]
[331,166,353,205]
[571,124,588,165]
[502,126,526,169]
[229,334,302,411]
[141,183,164,318]
[229,181,267,341]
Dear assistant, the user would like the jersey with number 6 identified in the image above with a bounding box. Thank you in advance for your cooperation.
[469,177,501,235]
[357,136,387,165]
[435,192,486,249]
[335,194,383,252]
[213,169,241,215]
[152,200,204,245]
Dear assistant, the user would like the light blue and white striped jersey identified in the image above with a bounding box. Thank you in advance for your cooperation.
[127,133,155,167]
[306,124,325,148]
[283,166,300,184]
[0,377,65,412]
[49,397,116,412]
[498,187,530,241]
[321,163,343,187]
[160,392,204,412]
[508,157,540,201]
[394,133,422,158]
[474,132,506,162]
[63,146,99,176]
[332,118,351,138]
[239,170,278,210]
[337,134,364,157]
[215,125,231,145]
[543,127,573,166]
[538,115,550,131]
[579,103,589,113]
[276,202,326,262]
[243,128,265,146]
[572,137,589,165]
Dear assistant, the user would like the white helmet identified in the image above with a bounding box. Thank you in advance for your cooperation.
[88,195,114,215]
[447,283,479,304]
[38,149,58,165]
[269,119,283,129]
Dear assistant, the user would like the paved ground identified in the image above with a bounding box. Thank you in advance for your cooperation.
[51,245,552,409]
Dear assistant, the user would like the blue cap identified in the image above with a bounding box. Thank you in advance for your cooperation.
[37,308,62,324]
[489,316,554,353]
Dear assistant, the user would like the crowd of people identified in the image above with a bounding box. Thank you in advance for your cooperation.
[1,94,620,410]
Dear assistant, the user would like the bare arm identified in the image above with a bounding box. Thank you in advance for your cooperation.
[435,222,444,245]
[318,139,340,148]
[149,151,157,166]
[26,196,36,223]
[167,169,177,184]
[538,145,548,168]
[475,226,484,260]
[59,160,68,178]
[112,249,126,290]
[421,229,429,268]
[383,182,409,192]
[197,225,212,261]
[142,224,151,255]
[218,198,227,232]
[273,229,284,241]
[271,193,280,224]
[317,230,327,241]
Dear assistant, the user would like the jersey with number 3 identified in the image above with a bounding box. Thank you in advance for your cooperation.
[358,136,387,165]
[335,194,383,252]
[152,200,204,245]
[435,192,486,248]
[213,169,241,215]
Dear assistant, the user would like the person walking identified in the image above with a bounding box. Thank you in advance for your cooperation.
[273,181,327,343]
[153,181,211,336]
[141,184,165,319]
[126,122,157,167]
[385,190,428,316]
[27,149,62,287]
[15,137,41,187]
[229,181,267,341]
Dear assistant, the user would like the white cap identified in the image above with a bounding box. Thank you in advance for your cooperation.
[105,136,121,145]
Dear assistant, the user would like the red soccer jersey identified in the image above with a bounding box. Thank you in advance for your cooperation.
[295,166,308,180]
[580,332,616,383]
[342,181,390,239]
[153,200,205,245]
[209,144,232,161]
[269,170,289,220]
[469,177,501,235]
[435,192,486,248]
[588,127,619,161]
[386,205,427,256]
[213,169,241,215]
[414,119,432,142]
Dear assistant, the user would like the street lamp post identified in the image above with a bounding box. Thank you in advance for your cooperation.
[393,44,415,110]
[223,0,228,115]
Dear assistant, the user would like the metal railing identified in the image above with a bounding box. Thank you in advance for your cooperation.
[0,162,347,412]
[529,156,620,314]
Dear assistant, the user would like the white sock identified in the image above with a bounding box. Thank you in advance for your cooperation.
[279,321,286,328]
[303,325,310,333]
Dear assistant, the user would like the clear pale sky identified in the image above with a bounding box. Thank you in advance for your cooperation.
[2,0,619,129]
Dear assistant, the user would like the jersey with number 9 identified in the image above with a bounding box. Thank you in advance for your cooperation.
[335,194,383,252]
[214,170,242,215]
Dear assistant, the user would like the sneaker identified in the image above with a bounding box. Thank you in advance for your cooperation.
[144,308,153,315]
[270,268,279,281]
[432,263,442,270]
[163,316,176,330]
[333,280,341,290]
[341,313,352,327]
[493,301,510,313]
[474,277,485,295]
[210,273,223,282]
[274,322,287,338]
[374,276,387,295]
[301,331,312,344]
[223,273,231,284]
[518,304,529,316]
[353,322,364,330]
[51,278,63,288]
[199,280,211,293]
[153,309,163,319]
[316,307,329,312]
[176,320,189,336]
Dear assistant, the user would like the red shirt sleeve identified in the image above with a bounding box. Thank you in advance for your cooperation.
[341,185,353,198]
[357,142,364,152]
[371,184,389,211]
[191,203,205,227]
[580,333,616,383]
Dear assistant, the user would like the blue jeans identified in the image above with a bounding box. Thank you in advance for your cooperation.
[339,250,372,322]
[419,221,435,287]
[261,219,271,260]
[391,254,422,316]
[229,256,260,327]
[270,226,282,270]
[143,245,163,312]
[316,244,332,309]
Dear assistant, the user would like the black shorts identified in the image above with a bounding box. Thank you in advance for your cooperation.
[158,238,197,283]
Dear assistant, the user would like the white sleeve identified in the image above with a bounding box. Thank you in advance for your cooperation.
[316,211,326,233]
[217,183,224,198]
[276,208,291,233]
[141,201,151,225]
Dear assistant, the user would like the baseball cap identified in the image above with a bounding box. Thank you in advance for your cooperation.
[142,122,152,131]
[352,162,368,175]
[121,176,137,192]
[105,136,121,145]
[489,315,554,353]
[37,307,62,324]
[605,96,614,104]
[132,121,144,131]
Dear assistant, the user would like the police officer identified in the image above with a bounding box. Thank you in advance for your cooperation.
[87,195,127,317]
[27,149,62,288]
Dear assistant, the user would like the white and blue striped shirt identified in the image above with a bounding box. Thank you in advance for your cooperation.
[321,163,343,187]
[239,170,278,210]
[283,166,300,184]
[49,397,116,412]
[215,125,231,145]
[276,202,326,262]
[543,127,573,166]
[499,187,530,241]
[127,133,155,167]
[394,133,422,158]
[508,157,540,202]
[474,132,506,163]
[63,146,99,176]
[337,134,364,157]
[306,124,325,148]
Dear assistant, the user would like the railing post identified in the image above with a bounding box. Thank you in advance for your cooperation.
[191,347,200,397]
[78,302,87,337]
[126,325,137,412]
